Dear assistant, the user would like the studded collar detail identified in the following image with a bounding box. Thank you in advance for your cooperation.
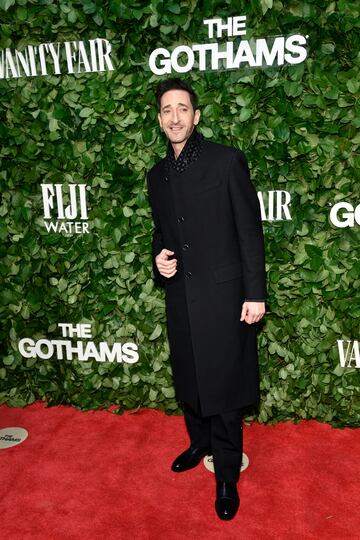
[166,128,203,174]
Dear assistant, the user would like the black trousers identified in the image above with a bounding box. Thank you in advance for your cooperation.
[183,400,243,483]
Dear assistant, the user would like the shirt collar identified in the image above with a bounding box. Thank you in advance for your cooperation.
[166,128,203,173]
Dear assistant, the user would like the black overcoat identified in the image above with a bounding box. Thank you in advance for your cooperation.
[147,140,266,417]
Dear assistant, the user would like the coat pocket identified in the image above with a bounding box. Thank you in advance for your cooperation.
[214,262,243,283]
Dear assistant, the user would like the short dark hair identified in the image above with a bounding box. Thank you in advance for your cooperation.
[156,78,198,111]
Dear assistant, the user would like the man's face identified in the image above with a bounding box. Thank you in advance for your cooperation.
[158,89,200,150]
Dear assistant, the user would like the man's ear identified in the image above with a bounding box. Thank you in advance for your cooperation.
[194,109,201,125]
[158,112,163,130]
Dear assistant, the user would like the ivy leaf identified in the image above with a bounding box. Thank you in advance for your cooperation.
[167,4,181,14]
[0,0,15,10]
[149,324,162,341]
[79,107,93,118]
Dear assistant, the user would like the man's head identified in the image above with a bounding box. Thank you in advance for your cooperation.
[156,78,198,111]
[156,78,200,156]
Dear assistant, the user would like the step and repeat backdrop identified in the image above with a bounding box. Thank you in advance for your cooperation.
[0,1,359,426]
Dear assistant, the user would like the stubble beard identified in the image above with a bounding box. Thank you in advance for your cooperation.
[165,125,194,146]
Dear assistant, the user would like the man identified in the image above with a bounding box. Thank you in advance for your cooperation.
[147,78,266,521]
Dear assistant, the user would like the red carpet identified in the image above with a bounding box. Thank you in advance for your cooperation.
[0,403,359,540]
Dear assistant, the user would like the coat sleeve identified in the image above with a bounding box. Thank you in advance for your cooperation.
[147,173,165,286]
[228,150,267,300]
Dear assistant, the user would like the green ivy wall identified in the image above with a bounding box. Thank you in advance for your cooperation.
[0,0,359,426]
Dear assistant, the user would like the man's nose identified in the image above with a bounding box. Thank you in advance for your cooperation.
[171,110,179,123]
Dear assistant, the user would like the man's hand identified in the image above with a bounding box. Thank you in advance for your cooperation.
[155,249,177,278]
[240,301,265,324]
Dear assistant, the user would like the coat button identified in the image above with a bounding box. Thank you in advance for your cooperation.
[185,271,192,278]
[182,243,189,251]
[164,176,169,182]
[177,216,185,223]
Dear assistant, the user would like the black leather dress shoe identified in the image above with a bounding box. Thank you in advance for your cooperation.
[215,481,240,520]
[171,446,210,472]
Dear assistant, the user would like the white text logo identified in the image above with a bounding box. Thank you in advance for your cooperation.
[149,16,307,74]
[18,323,139,364]
[258,190,292,221]
[330,202,360,228]
[337,340,360,368]
[41,184,89,234]
[0,38,114,80]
